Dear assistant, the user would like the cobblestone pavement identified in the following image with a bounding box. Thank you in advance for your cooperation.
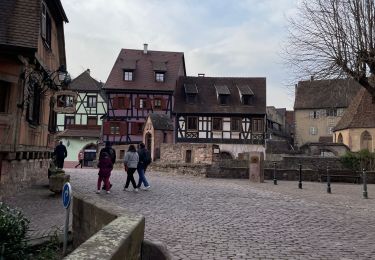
[2,182,67,242]
[67,169,375,260]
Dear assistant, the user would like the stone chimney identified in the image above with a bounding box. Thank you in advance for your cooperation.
[143,43,148,54]
[86,69,90,75]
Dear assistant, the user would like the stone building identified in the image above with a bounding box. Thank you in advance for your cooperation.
[294,78,361,147]
[57,69,107,167]
[0,0,70,196]
[173,76,266,159]
[333,88,375,152]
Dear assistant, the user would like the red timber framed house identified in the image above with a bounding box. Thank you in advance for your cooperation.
[103,44,186,145]
[0,0,72,196]
[174,76,267,158]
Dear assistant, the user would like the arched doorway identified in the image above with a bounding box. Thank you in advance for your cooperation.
[337,133,343,143]
[145,133,152,151]
[82,143,97,167]
[360,131,373,151]
[220,151,233,160]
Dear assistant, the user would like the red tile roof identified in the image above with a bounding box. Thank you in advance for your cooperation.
[104,48,186,92]
[334,88,375,131]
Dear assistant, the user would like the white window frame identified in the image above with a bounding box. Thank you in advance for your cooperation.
[139,98,146,109]
[124,71,133,81]
[310,127,317,135]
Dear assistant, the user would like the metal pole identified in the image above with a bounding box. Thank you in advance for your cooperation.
[273,162,277,185]
[327,165,331,194]
[363,168,368,199]
[63,204,70,255]
[298,164,302,189]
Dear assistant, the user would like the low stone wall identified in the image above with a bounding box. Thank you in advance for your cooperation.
[149,162,211,176]
[66,193,145,260]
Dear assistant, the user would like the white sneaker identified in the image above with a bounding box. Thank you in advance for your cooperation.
[124,187,130,192]
[96,190,100,194]
[134,188,139,192]
[106,191,110,194]
[143,186,151,190]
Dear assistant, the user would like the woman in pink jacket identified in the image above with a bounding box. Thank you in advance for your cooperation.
[96,152,113,194]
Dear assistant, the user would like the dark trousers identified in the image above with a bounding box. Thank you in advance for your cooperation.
[125,168,137,188]
[56,158,64,169]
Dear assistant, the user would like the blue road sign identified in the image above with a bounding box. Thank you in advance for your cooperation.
[62,182,72,209]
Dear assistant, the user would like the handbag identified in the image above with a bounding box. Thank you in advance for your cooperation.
[124,164,128,172]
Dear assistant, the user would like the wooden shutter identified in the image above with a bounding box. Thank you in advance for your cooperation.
[161,98,168,110]
[112,97,119,109]
[135,97,140,109]
[119,122,128,135]
[131,122,139,134]
[103,122,111,135]
[146,98,152,109]
[124,97,131,109]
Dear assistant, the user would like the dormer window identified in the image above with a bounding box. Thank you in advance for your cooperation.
[124,70,133,81]
[215,85,230,106]
[155,72,165,82]
[41,1,51,48]
[237,85,254,106]
[184,83,198,104]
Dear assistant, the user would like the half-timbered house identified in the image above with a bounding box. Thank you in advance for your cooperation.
[57,69,107,167]
[103,44,186,147]
[0,0,70,196]
[174,76,267,159]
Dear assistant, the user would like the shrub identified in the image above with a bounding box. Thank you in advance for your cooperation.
[0,202,30,259]
[340,149,375,171]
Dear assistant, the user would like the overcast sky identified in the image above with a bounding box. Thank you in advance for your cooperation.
[63,0,298,110]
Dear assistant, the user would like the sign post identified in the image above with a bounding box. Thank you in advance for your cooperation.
[62,182,72,256]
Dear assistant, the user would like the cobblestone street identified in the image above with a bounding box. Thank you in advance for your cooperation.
[71,169,375,260]
[4,168,375,259]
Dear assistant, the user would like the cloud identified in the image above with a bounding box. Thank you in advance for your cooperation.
[63,0,298,109]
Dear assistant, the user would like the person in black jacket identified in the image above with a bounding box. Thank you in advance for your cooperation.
[136,143,151,190]
[54,141,67,169]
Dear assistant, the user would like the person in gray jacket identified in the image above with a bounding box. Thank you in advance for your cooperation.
[123,145,139,192]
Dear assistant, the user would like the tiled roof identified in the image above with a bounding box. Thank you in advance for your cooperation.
[69,70,102,92]
[57,129,101,138]
[237,85,254,95]
[334,88,375,131]
[215,84,231,95]
[174,76,266,114]
[104,48,186,91]
[0,0,68,50]
[294,79,362,109]
[184,83,198,94]
[149,113,174,131]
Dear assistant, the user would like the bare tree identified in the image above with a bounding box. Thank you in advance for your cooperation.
[285,0,375,102]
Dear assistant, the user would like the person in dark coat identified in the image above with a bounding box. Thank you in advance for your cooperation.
[136,143,151,190]
[97,152,113,194]
[54,141,67,169]
[99,141,116,190]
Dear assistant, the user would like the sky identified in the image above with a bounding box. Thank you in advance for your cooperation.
[63,0,298,110]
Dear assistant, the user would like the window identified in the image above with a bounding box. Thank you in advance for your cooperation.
[0,81,10,112]
[231,118,241,131]
[187,117,198,130]
[136,123,144,134]
[309,110,319,119]
[65,116,75,126]
[327,127,333,135]
[139,98,147,109]
[154,99,162,109]
[155,72,165,82]
[41,2,51,48]
[252,118,264,132]
[87,116,97,126]
[219,95,228,105]
[124,71,133,81]
[309,127,317,135]
[326,109,337,117]
[27,81,41,125]
[337,108,344,116]
[242,95,253,105]
[87,96,97,108]
[212,118,223,131]
[110,122,120,135]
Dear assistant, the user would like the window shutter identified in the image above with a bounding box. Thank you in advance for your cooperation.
[41,3,47,39]
[161,98,168,110]
[124,97,130,109]
[112,97,119,109]
[103,122,111,135]
[131,122,138,134]
[120,122,128,135]
[135,97,140,109]
[146,98,152,109]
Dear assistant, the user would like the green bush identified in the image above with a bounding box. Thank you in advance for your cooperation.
[340,149,375,171]
[0,202,30,259]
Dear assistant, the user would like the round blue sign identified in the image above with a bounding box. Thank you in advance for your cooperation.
[62,182,72,209]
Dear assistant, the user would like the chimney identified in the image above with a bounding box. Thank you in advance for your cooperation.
[86,69,90,75]
[198,73,205,77]
[143,43,148,54]
[310,75,314,81]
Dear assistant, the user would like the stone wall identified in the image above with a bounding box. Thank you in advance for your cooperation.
[160,143,215,164]
[149,162,211,176]
[0,158,50,198]
[264,156,346,170]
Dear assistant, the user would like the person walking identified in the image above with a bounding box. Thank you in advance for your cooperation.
[123,145,139,192]
[99,141,116,190]
[96,152,113,194]
[54,141,67,169]
[136,142,151,190]
[75,150,84,168]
